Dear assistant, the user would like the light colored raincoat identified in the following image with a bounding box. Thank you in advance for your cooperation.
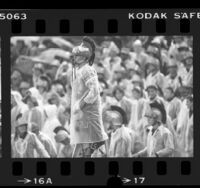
[11,132,50,158]
[11,91,28,134]
[41,104,60,150]
[146,125,174,157]
[165,97,181,130]
[176,99,188,156]
[70,64,108,144]
[36,132,57,158]
[109,125,132,157]
[185,114,193,157]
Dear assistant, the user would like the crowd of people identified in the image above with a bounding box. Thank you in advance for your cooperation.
[0,39,1,158]
[10,36,193,158]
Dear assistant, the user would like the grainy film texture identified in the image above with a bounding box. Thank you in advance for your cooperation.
[0,38,1,158]
[10,36,193,158]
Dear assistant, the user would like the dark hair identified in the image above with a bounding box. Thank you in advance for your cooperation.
[110,105,128,125]
[98,78,109,89]
[11,69,23,81]
[16,113,22,121]
[33,63,44,74]
[52,80,67,93]
[113,86,124,97]
[23,95,38,107]
[53,126,69,135]
[14,113,28,140]
[39,75,52,92]
[150,101,167,124]
[82,36,96,66]
[14,128,28,141]
[165,86,174,94]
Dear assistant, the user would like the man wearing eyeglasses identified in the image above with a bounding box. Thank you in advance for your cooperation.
[132,101,174,157]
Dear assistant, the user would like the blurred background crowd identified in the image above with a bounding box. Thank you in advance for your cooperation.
[10,36,193,158]
[0,38,1,157]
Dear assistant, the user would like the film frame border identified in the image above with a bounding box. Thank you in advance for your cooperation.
[0,9,199,186]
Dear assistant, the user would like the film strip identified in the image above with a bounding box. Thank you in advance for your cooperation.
[0,9,199,186]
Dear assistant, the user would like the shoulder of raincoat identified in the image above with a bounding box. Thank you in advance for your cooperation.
[109,126,132,157]
[38,132,57,158]
[147,125,175,157]
[120,97,133,124]
[30,132,50,158]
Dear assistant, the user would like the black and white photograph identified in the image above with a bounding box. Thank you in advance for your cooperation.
[10,36,193,158]
[0,38,1,158]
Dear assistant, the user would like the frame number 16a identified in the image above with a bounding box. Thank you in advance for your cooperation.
[17,178,53,185]
[33,178,53,185]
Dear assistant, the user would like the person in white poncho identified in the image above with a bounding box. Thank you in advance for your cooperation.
[132,101,175,157]
[11,113,50,158]
[70,37,108,157]
[107,105,143,157]
[11,91,28,134]
[41,104,61,152]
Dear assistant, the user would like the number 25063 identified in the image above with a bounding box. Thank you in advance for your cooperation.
[0,13,27,20]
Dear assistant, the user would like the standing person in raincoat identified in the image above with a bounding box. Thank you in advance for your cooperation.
[11,70,23,91]
[31,122,57,158]
[54,126,74,158]
[163,87,181,131]
[107,105,143,157]
[145,56,166,95]
[176,86,191,156]
[11,113,50,158]
[23,94,43,132]
[36,75,52,105]
[111,86,133,124]
[165,59,181,93]
[132,102,175,157]
[32,63,44,88]
[19,81,31,98]
[24,87,46,130]
[41,104,61,152]
[178,51,193,87]
[70,37,108,157]
[185,95,193,157]
[128,86,149,142]
[11,91,28,134]
[129,39,148,76]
